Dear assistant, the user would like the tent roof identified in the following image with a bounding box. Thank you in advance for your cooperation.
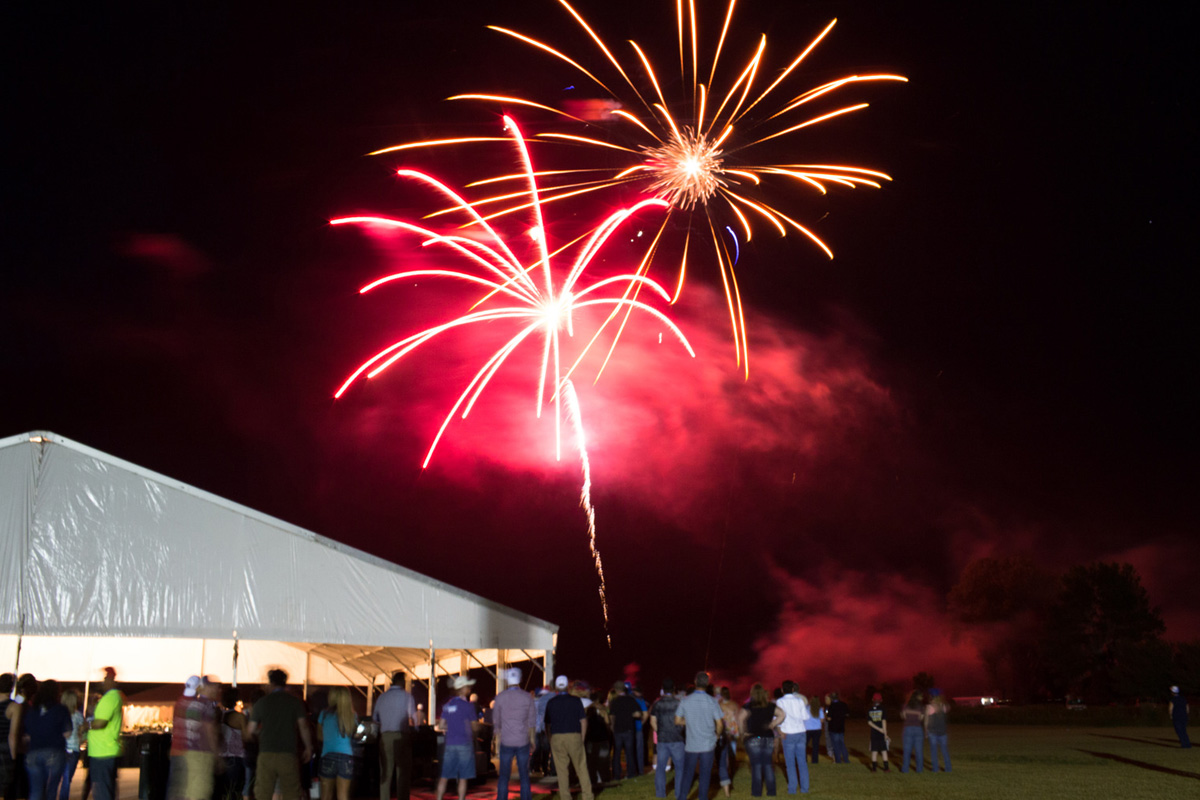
[0,431,556,680]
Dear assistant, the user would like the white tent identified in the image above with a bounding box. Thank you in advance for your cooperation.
[0,431,556,703]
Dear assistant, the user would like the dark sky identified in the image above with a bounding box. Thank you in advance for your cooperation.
[6,1,1196,696]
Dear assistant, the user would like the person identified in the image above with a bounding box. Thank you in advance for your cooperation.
[167,676,219,800]
[317,687,357,800]
[823,693,848,765]
[899,690,924,774]
[59,690,85,800]
[533,682,560,778]
[716,687,740,796]
[738,684,784,798]
[649,679,683,800]
[543,675,592,800]
[240,689,265,800]
[924,689,951,771]
[674,672,723,800]
[493,668,536,800]
[86,668,124,800]
[374,672,417,800]
[215,687,248,800]
[774,682,810,795]
[582,690,609,786]
[436,676,479,800]
[247,669,313,800]
[1,674,18,800]
[608,682,640,780]
[802,694,822,766]
[631,686,649,777]
[866,693,888,772]
[1169,686,1191,749]
[23,679,71,800]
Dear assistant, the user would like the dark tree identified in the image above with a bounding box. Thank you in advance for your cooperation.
[1042,562,1166,702]
[912,671,936,694]
[948,556,1055,701]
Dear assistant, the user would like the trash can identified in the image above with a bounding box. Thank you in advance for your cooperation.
[137,732,171,800]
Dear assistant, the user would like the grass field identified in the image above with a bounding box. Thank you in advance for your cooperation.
[587,722,1197,800]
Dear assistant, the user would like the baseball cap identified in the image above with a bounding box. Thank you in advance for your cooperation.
[872,692,883,702]
[504,668,522,687]
[184,675,202,697]
[555,675,569,690]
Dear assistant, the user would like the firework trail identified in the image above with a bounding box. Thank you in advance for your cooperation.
[334,117,693,636]
[562,377,610,645]
[370,0,905,375]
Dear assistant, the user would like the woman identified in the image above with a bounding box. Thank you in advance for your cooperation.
[58,691,85,800]
[23,679,71,800]
[737,684,784,797]
[924,690,951,772]
[214,688,247,800]
[317,687,357,800]
[716,687,739,796]
[899,690,924,773]
[803,693,823,765]
[585,690,611,786]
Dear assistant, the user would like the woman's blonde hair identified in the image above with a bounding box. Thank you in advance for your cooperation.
[328,686,356,737]
[62,689,79,714]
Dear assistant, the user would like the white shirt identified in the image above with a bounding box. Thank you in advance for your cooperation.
[775,693,811,734]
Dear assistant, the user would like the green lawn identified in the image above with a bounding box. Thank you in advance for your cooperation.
[589,722,1197,800]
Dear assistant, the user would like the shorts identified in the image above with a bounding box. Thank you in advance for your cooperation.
[440,745,476,780]
[318,753,357,780]
[869,732,888,752]
[168,751,215,800]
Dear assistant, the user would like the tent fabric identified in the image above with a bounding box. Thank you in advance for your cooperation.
[0,432,555,682]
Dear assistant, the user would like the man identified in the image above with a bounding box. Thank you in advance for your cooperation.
[533,681,560,777]
[544,675,592,800]
[247,669,313,800]
[775,681,811,794]
[866,692,889,772]
[631,685,649,776]
[87,667,124,800]
[1169,686,1191,749]
[375,671,418,800]
[493,668,536,800]
[674,672,723,800]
[608,681,641,780]
[648,679,684,799]
[167,676,219,800]
[0,674,16,800]
[436,676,479,800]
[825,692,849,764]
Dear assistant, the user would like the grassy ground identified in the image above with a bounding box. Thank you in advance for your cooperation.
[588,722,1197,800]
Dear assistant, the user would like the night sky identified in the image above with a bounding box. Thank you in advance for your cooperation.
[6,1,1195,696]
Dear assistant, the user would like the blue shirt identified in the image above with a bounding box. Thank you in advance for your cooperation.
[441,697,475,747]
[372,687,415,733]
[675,691,722,753]
[319,709,354,756]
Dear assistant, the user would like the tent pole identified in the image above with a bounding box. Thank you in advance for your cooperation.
[304,651,311,701]
[428,641,436,723]
[232,633,239,688]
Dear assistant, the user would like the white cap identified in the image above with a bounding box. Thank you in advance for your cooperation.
[1171,685,1180,694]
[504,668,522,687]
[183,675,201,697]
[451,675,476,691]
[555,675,568,690]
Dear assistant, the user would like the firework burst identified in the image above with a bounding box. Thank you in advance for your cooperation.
[333,116,694,640]
[370,0,904,375]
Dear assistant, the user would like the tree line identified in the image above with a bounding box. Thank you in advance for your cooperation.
[947,558,1198,703]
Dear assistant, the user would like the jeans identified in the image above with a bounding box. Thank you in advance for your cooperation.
[826,733,848,764]
[58,752,79,800]
[927,734,951,771]
[716,738,735,786]
[679,750,714,800]
[900,728,923,773]
[497,744,531,800]
[635,726,646,775]
[744,737,776,797]
[805,731,820,764]
[1175,719,1192,748]
[89,758,118,800]
[781,733,808,794]
[612,730,637,779]
[654,742,684,798]
[26,749,66,800]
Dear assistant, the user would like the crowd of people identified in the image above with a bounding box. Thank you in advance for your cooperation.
[4,665,1189,800]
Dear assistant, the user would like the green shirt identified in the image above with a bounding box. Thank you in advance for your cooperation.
[86,689,124,758]
[250,689,306,754]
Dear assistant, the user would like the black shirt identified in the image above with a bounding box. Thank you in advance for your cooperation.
[609,695,640,733]
[827,700,849,734]
[544,694,585,735]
